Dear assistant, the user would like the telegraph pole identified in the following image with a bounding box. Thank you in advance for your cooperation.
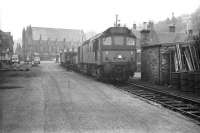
[115,14,120,27]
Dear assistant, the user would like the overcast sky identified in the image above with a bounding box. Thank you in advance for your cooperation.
[0,0,199,40]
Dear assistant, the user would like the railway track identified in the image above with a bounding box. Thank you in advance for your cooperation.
[115,82,200,126]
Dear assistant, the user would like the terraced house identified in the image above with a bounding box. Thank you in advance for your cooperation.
[0,30,14,65]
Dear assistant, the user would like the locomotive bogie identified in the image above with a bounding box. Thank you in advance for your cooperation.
[102,62,134,81]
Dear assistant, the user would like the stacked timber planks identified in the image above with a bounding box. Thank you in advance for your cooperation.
[180,72,189,92]
[171,34,200,93]
[172,41,200,93]
[188,72,195,92]
[194,73,200,95]
[171,72,180,89]
[174,42,200,72]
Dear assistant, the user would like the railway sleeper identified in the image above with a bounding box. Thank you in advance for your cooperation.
[138,93,155,96]
[131,90,146,93]
[161,100,182,104]
[155,99,173,102]
[190,112,200,116]
[155,96,171,99]
[121,85,200,124]
[137,95,156,99]
[176,107,196,111]
[182,108,200,112]
[171,104,192,108]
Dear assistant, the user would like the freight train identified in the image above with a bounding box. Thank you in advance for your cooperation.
[60,26,137,81]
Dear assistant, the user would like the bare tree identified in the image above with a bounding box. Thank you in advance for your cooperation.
[191,6,200,33]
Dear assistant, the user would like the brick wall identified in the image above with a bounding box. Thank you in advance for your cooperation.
[160,46,170,84]
[141,44,175,85]
[141,45,160,84]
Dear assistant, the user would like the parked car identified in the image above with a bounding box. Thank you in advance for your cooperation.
[32,56,40,66]
[11,54,20,64]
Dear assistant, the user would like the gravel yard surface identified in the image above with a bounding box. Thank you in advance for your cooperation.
[0,61,199,133]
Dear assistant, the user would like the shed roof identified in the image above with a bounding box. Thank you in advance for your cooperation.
[146,29,187,45]
[157,32,187,43]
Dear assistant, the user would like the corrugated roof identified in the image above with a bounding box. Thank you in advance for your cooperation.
[31,27,84,42]
[146,30,187,45]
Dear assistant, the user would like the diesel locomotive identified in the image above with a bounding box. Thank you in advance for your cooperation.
[60,26,137,81]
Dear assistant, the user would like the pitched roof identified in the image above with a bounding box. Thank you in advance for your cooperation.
[148,30,187,45]
[157,32,186,43]
[31,27,84,42]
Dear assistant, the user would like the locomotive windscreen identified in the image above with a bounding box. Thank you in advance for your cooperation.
[113,36,124,45]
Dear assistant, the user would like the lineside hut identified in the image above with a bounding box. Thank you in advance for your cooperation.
[140,21,200,95]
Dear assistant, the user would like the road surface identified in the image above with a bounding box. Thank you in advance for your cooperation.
[0,61,199,133]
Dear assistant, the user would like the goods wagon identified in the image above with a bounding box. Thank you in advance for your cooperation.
[60,50,77,70]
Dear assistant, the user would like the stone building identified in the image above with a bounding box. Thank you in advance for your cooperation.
[22,26,84,60]
[15,43,23,59]
[0,30,14,63]
[140,21,188,85]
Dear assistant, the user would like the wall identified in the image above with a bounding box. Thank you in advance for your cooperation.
[0,31,14,62]
[141,45,160,84]
[160,46,171,84]
[141,43,175,85]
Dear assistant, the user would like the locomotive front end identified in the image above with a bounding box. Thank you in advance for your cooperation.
[101,27,137,81]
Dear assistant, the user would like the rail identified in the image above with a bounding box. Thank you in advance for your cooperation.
[115,81,200,126]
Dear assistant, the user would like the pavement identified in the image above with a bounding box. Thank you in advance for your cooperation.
[0,61,199,133]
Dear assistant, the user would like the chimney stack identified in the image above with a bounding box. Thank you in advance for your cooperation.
[143,22,148,30]
[186,21,193,35]
[169,12,176,33]
[140,22,151,47]
[148,21,154,31]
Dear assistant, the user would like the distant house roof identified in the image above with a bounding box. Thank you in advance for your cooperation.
[31,27,84,42]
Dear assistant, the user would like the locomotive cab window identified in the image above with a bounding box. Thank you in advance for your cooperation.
[113,36,124,45]
[103,37,112,45]
[126,37,135,45]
